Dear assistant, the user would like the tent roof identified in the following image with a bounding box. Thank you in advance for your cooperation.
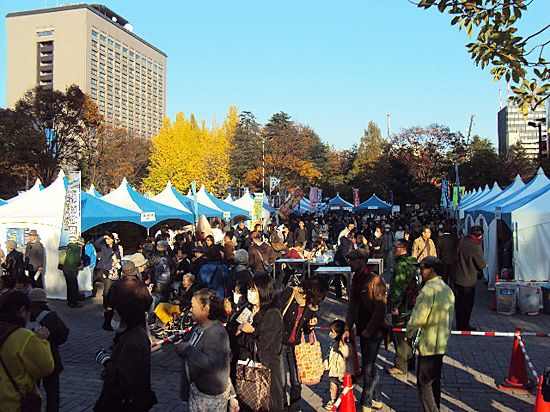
[463,182,502,211]
[0,172,65,219]
[512,184,550,229]
[223,195,235,204]
[192,185,249,219]
[102,178,193,227]
[328,194,353,209]
[476,175,526,218]
[86,184,102,198]
[150,182,195,218]
[232,193,269,218]
[354,194,391,211]
[459,184,490,209]
[81,191,143,231]
[7,178,45,204]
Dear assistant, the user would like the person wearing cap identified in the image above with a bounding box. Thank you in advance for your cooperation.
[129,253,148,278]
[248,232,275,276]
[28,288,70,412]
[106,261,153,317]
[189,245,208,276]
[61,238,85,308]
[2,239,25,278]
[342,247,389,412]
[406,256,454,412]
[25,230,45,288]
[231,249,253,285]
[94,300,157,412]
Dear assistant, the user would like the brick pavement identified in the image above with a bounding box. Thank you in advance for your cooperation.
[48,278,550,411]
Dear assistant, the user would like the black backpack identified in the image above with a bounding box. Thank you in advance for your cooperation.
[154,256,171,284]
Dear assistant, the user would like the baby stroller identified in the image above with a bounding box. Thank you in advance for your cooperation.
[151,301,194,340]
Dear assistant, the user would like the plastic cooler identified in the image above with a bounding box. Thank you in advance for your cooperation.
[495,282,517,315]
[541,284,550,315]
[518,284,540,315]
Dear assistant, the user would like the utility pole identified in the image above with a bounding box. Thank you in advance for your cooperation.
[262,139,265,193]
[528,118,547,167]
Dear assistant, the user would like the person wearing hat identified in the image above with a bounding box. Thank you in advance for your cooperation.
[61,238,85,308]
[25,230,45,288]
[106,261,153,319]
[406,256,454,412]
[342,247,389,412]
[189,245,208,276]
[231,249,253,286]
[28,288,70,412]
[2,239,25,278]
[94,300,157,412]
[129,253,148,278]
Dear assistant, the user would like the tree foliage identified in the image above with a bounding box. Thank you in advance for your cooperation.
[143,107,237,195]
[416,0,550,114]
[351,121,387,185]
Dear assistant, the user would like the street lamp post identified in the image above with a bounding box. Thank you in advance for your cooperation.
[528,118,547,167]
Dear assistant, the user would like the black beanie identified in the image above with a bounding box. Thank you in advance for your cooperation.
[115,300,145,328]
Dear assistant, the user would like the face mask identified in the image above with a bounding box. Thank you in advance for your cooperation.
[111,320,121,331]
[247,290,260,305]
[329,331,337,340]
[233,293,241,305]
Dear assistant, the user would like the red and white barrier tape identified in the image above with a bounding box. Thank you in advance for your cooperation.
[516,336,540,381]
[392,328,517,337]
[151,327,191,348]
[331,385,352,412]
[497,279,550,283]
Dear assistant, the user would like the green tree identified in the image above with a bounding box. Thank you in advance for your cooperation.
[351,121,387,185]
[416,0,550,114]
[459,135,501,188]
[229,111,262,183]
[8,85,100,185]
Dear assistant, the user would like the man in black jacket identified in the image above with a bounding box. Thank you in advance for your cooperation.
[279,276,329,412]
[107,261,153,315]
[234,220,250,250]
[436,223,457,286]
[147,241,175,320]
[2,240,25,278]
[25,230,44,288]
[29,288,70,412]
[455,225,487,331]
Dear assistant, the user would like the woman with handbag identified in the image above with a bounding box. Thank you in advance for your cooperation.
[279,276,329,412]
[94,300,157,412]
[177,288,233,412]
[236,274,283,412]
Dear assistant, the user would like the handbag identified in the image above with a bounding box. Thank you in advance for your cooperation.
[0,355,42,412]
[294,331,324,385]
[235,346,271,412]
[257,250,273,274]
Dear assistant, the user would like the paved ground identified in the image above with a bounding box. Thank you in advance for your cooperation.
[49,276,550,412]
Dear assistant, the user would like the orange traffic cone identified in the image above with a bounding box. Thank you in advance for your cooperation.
[498,329,534,392]
[339,373,356,412]
[533,376,550,412]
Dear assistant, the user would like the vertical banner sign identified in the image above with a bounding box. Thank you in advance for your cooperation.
[353,188,360,208]
[60,171,81,247]
[441,180,447,208]
[191,182,198,224]
[269,177,281,192]
[278,188,305,218]
[455,164,461,207]
[309,187,318,212]
[253,193,264,224]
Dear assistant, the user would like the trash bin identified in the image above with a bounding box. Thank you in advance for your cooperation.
[542,284,550,315]
[518,284,540,316]
[495,282,517,315]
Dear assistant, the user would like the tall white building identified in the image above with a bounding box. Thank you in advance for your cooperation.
[498,102,547,158]
[7,4,167,139]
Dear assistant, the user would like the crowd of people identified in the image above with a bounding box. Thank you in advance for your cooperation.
[0,208,489,412]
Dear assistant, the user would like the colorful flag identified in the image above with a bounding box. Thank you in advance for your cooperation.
[353,188,360,208]
[278,188,305,218]
[269,177,281,192]
[309,187,318,211]
[191,181,198,223]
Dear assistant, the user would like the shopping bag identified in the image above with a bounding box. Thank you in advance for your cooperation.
[235,359,271,412]
[294,331,324,385]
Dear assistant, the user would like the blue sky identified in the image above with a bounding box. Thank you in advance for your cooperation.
[1,0,548,149]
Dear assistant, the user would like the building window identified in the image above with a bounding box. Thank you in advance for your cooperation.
[115,43,121,50]
[99,53,105,61]
[37,29,55,37]
[99,100,105,106]
[100,34,106,41]
[107,112,113,119]
[91,87,97,95]
[129,51,134,57]
[99,91,105,97]
[115,52,120,59]
[108,57,113,64]
[115,61,120,68]
[153,64,157,70]
[92,29,98,37]
[100,44,106,51]
[100,81,105,88]
[107,102,113,109]
[91,68,97,75]
[99,62,105,69]
[108,39,114,46]
[91,59,97,66]
[91,50,97,57]
[100,110,105,115]
[107,94,112,100]
[115,88,120,94]
[91,78,97,85]
[92,40,97,48]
